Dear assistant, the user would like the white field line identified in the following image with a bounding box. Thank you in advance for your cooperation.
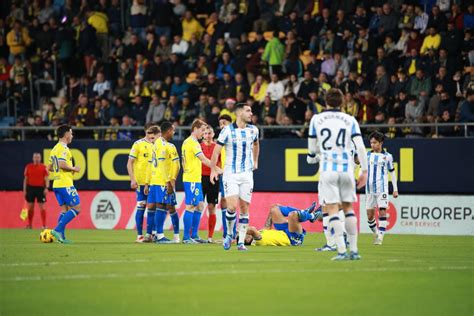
[1,266,472,282]
[0,259,149,267]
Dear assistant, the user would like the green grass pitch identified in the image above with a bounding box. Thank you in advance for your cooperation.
[0,229,472,316]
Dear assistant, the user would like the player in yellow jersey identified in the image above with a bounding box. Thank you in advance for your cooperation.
[239,203,322,247]
[127,122,160,243]
[181,119,222,243]
[49,125,81,244]
[145,121,181,244]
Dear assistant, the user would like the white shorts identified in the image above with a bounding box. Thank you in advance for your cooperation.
[366,193,389,209]
[319,171,357,205]
[222,171,254,203]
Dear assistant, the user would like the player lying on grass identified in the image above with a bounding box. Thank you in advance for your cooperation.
[238,203,322,246]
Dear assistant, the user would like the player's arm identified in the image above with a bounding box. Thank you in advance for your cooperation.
[210,143,223,184]
[352,130,368,189]
[388,156,399,198]
[168,156,180,193]
[263,211,273,229]
[252,138,260,170]
[307,116,320,164]
[127,145,138,189]
[58,159,80,172]
[23,168,28,198]
[44,169,49,194]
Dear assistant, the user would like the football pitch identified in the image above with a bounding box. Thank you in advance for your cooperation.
[0,230,472,316]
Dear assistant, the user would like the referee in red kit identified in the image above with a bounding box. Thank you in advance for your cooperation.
[23,152,49,229]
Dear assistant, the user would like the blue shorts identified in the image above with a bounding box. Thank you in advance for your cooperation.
[278,205,298,217]
[219,175,225,197]
[136,185,147,202]
[274,222,306,246]
[53,186,80,207]
[147,185,177,206]
[184,182,203,206]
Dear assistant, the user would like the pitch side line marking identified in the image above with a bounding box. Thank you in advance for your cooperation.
[0,259,149,267]
[1,266,472,282]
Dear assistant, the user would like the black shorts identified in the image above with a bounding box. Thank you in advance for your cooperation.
[202,176,219,205]
[26,186,46,203]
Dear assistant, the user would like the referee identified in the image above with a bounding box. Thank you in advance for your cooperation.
[23,153,49,229]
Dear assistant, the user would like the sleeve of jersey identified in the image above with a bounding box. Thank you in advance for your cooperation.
[308,116,317,138]
[129,143,137,159]
[216,127,228,146]
[253,127,259,142]
[169,146,180,180]
[193,143,203,157]
[387,155,395,172]
[59,150,68,161]
[351,119,362,138]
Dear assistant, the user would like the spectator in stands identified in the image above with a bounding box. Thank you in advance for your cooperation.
[250,74,268,104]
[408,69,431,99]
[373,65,389,97]
[93,72,111,98]
[146,95,165,124]
[404,95,425,137]
[113,96,130,120]
[420,26,441,55]
[118,115,134,140]
[130,0,147,41]
[130,95,148,126]
[6,21,31,64]
[459,90,474,136]
[182,11,204,42]
[435,110,457,137]
[104,116,120,140]
[262,32,285,76]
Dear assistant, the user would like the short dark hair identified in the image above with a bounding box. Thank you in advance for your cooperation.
[218,114,232,123]
[235,102,248,111]
[369,130,385,143]
[160,121,174,134]
[325,88,344,108]
[57,124,71,138]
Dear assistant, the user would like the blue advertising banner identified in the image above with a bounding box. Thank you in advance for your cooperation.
[0,138,472,193]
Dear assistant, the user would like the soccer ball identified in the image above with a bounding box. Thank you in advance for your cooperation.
[40,229,55,243]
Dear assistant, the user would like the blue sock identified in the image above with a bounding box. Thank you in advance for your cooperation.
[183,210,194,240]
[170,211,180,234]
[233,214,237,237]
[221,209,227,237]
[155,208,167,234]
[57,212,66,239]
[54,209,78,233]
[135,207,145,235]
[146,210,156,235]
[191,211,202,239]
[297,210,314,222]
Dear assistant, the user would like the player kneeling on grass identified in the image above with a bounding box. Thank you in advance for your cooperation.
[365,131,398,245]
[238,203,322,246]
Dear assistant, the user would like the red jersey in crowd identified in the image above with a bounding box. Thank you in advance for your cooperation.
[24,163,48,187]
[201,142,221,176]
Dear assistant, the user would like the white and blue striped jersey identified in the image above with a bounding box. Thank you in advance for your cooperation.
[217,123,259,174]
[309,109,362,174]
[366,150,395,194]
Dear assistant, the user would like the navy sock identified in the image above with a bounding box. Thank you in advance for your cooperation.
[155,208,167,234]
[135,207,145,235]
[191,211,202,238]
[170,211,179,234]
[221,209,227,238]
[54,209,78,233]
[146,210,156,235]
[183,210,193,240]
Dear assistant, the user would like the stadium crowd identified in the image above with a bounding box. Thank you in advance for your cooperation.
[0,0,473,139]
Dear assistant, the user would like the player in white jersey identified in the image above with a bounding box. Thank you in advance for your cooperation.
[365,131,399,245]
[307,89,368,261]
[210,103,260,251]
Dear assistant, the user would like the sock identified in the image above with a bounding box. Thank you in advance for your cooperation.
[345,211,358,253]
[338,210,347,234]
[208,213,216,238]
[379,216,387,235]
[57,212,65,239]
[221,208,227,237]
[233,213,238,237]
[191,211,202,238]
[135,206,145,236]
[27,208,34,227]
[322,213,335,247]
[368,218,377,233]
[155,208,167,239]
[238,213,249,245]
[54,209,78,233]
[225,210,237,238]
[296,210,315,222]
[40,209,46,227]
[146,209,156,235]
[329,215,346,254]
[183,210,194,240]
[170,211,180,234]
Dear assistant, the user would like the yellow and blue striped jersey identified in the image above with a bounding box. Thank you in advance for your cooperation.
[49,142,74,188]
[182,136,203,183]
[129,138,153,185]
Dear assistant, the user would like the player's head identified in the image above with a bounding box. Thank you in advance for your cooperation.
[369,130,384,152]
[325,88,344,109]
[236,234,253,246]
[57,124,73,143]
[203,125,215,142]
[160,121,175,141]
[235,103,252,123]
[191,119,207,140]
[32,152,41,164]
[218,114,232,129]
[144,122,161,141]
